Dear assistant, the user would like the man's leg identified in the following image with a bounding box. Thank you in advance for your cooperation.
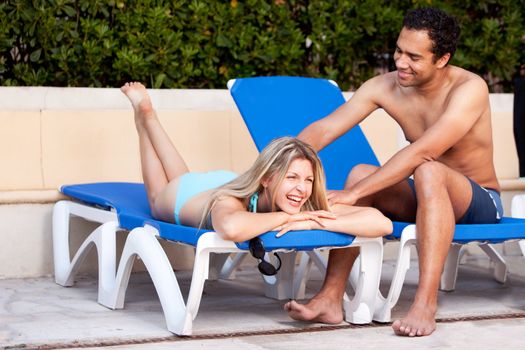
[392,161,472,337]
[285,164,417,323]
[285,247,358,323]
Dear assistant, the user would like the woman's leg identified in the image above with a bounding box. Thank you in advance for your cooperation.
[121,82,189,221]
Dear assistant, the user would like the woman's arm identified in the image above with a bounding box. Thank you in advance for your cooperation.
[211,196,336,242]
[326,204,392,237]
[211,196,287,242]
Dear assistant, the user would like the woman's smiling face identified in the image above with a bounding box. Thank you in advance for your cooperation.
[264,158,314,214]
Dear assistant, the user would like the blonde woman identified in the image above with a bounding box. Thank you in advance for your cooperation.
[121,82,392,243]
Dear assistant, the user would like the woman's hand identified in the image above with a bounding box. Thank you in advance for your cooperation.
[287,210,335,225]
[275,210,336,237]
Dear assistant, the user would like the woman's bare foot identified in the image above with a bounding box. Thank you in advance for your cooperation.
[284,297,343,324]
[392,302,436,337]
[121,82,154,128]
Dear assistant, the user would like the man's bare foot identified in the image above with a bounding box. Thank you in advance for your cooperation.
[392,302,436,337]
[120,82,154,126]
[284,297,343,324]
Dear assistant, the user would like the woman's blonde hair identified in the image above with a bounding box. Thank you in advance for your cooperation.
[200,137,329,228]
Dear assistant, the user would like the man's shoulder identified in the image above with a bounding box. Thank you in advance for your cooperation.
[350,72,397,107]
[449,66,487,90]
[446,66,490,112]
[361,71,397,93]
[366,71,397,85]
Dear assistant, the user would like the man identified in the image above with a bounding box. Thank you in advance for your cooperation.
[287,7,503,337]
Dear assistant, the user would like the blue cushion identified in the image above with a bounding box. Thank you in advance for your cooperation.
[61,182,358,250]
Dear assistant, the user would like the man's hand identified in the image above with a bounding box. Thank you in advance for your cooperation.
[327,189,358,206]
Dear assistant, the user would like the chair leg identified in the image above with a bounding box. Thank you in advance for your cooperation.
[519,240,525,256]
[185,242,212,321]
[96,223,119,306]
[265,251,326,300]
[439,243,462,292]
[220,253,249,279]
[53,201,75,286]
[185,233,239,321]
[208,253,232,280]
[343,237,383,324]
[292,252,315,299]
[108,226,192,335]
[307,250,328,272]
[289,251,328,300]
[53,200,118,291]
[264,252,298,300]
[373,225,417,323]
[478,243,508,284]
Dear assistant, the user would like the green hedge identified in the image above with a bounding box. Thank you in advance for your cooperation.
[1,0,523,91]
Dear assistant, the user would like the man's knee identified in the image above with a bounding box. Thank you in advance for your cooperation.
[414,162,448,182]
[413,161,449,196]
[346,164,379,188]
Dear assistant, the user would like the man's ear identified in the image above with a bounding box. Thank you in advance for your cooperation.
[436,52,451,68]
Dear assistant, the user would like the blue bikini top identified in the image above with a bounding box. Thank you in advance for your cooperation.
[248,192,259,213]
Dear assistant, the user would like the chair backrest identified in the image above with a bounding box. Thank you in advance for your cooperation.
[229,76,379,190]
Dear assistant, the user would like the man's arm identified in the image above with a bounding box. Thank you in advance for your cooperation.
[332,78,489,205]
[298,76,382,151]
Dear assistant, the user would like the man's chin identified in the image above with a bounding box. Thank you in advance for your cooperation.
[397,76,412,87]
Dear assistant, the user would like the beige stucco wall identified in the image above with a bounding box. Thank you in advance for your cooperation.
[0,111,43,190]
[0,87,520,278]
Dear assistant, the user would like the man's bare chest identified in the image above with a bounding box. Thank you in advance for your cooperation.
[384,104,444,143]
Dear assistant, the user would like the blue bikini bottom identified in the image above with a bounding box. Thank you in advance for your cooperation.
[174,170,237,225]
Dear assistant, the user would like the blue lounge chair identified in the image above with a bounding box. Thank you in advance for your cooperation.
[53,157,384,331]
[228,76,525,322]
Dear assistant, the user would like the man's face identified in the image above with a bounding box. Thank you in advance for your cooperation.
[393,27,446,87]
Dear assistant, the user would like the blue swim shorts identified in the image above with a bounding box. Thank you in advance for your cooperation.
[174,170,237,225]
[407,177,503,224]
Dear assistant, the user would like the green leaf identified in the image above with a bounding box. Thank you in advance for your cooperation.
[151,73,166,88]
[216,34,233,48]
[29,49,42,62]
[63,5,76,17]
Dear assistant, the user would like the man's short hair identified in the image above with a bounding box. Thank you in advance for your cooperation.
[403,7,460,62]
